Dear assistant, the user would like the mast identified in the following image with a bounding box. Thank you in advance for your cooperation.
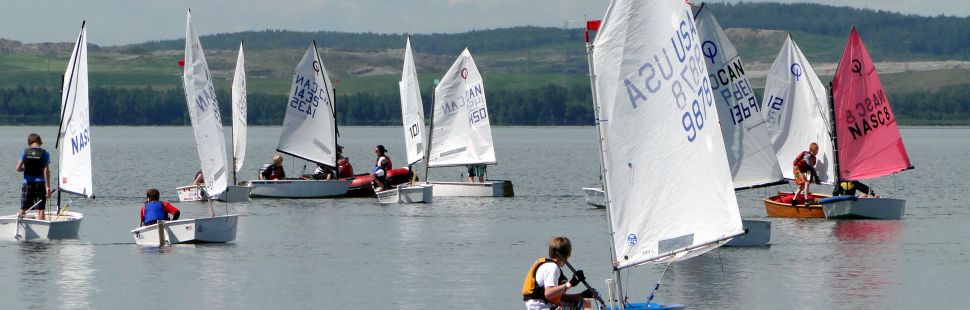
[828,81,840,184]
[584,23,623,301]
[423,82,438,182]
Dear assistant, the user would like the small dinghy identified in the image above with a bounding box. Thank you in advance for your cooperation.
[582,187,605,208]
[764,192,828,218]
[1,22,91,241]
[131,215,238,246]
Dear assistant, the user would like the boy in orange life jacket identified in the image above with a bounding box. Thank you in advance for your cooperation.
[792,142,821,207]
[522,236,593,310]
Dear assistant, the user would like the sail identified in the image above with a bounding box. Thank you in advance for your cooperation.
[761,35,837,184]
[232,42,248,175]
[832,27,911,180]
[183,11,229,198]
[400,36,426,166]
[427,49,496,167]
[57,22,93,198]
[694,8,784,189]
[591,0,743,268]
[277,42,337,167]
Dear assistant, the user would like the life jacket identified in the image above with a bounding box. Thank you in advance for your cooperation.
[22,147,47,180]
[521,258,567,303]
[261,164,285,180]
[143,201,167,225]
[338,162,354,178]
[375,156,392,170]
[834,181,859,196]
[792,151,816,171]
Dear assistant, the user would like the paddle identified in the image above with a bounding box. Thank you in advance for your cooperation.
[563,260,607,309]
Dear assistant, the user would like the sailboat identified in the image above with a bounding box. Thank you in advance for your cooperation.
[588,0,743,308]
[245,41,351,198]
[0,22,89,241]
[132,11,238,245]
[693,6,778,246]
[177,41,252,202]
[423,48,514,197]
[760,35,837,218]
[377,36,433,204]
[819,27,912,220]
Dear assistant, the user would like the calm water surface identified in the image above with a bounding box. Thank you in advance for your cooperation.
[0,126,966,309]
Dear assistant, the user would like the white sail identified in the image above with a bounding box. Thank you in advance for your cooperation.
[183,11,229,198]
[591,0,743,268]
[400,37,427,166]
[427,49,496,167]
[57,21,93,198]
[761,35,836,184]
[695,8,784,189]
[277,42,337,167]
[232,42,248,175]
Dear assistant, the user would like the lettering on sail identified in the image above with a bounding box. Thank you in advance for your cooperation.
[620,9,712,142]
[194,83,222,124]
[289,74,328,118]
[71,127,90,155]
[708,58,759,125]
[845,88,893,140]
[765,96,785,127]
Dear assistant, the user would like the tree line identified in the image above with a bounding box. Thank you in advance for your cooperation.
[1,83,966,126]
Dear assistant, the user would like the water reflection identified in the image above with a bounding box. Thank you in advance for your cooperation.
[18,242,52,309]
[55,243,95,310]
[830,220,904,308]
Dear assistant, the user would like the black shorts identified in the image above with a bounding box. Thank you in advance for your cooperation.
[21,182,46,211]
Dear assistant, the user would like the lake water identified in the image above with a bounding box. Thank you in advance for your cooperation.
[0,126,966,309]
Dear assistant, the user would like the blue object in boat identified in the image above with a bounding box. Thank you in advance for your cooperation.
[818,195,858,204]
[611,303,686,309]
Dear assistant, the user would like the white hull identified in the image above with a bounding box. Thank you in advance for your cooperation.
[177,185,253,202]
[246,179,351,198]
[377,184,433,204]
[426,180,513,197]
[582,187,606,208]
[131,215,238,245]
[822,197,905,220]
[0,211,84,241]
[724,219,771,247]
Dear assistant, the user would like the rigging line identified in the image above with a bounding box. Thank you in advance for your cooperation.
[645,263,672,306]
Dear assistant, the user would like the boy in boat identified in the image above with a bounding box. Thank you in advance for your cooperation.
[792,142,822,207]
[467,164,486,183]
[371,145,392,191]
[522,236,594,310]
[304,145,350,180]
[140,188,180,226]
[259,154,286,180]
[192,170,204,186]
[15,133,51,220]
[833,180,879,198]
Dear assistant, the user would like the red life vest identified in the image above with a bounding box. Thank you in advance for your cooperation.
[792,151,816,170]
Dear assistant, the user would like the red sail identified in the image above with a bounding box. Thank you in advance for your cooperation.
[832,27,911,180]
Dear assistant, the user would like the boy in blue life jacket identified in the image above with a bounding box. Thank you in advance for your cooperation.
[15,133,51,220]
[140,188,181,226]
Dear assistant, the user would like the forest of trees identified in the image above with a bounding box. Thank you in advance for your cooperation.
[1,83,965,126]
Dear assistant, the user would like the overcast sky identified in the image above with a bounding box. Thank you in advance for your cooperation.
[1,0,967,46]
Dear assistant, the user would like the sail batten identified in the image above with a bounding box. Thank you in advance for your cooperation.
[231,42,248,175]
[400,37,427,166]
[57,22,93,198]
[183,11,229,198]
[277,42,337,166]
[427,49,496,167]
[695,9,785,189]
[591,0,743,269]
[832,27,911,180]
[762,35,838,184]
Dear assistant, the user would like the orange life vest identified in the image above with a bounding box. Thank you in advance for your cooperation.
[521,258,567,304]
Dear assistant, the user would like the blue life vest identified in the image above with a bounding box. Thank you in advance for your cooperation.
[143,201,167,225]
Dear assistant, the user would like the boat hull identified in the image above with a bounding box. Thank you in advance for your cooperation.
[131,215,238,245]
[177,185,253,202]
[344,168,415,198]
[427,180,514,197]
[377,184,433,204]
[177,185,205,202]
[0,211,84,241]
[763,192,828,218]
[246,179,350,198]
[724,219,771,247]
[821,197,905,220]
[583,187,606,208]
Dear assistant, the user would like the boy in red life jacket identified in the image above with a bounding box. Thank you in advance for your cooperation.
[521,236,593,310]
[792,142,821,206]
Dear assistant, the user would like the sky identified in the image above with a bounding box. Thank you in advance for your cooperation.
[1,0,968,46]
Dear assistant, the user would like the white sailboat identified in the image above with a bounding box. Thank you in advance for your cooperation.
[178,41,252,202]
[694,6,776,247]
[246,41,351,198]
[588,0,743,308]
[134,11,237,245]
[0,22,90,241]
[760,34,837,218]
[424,49,513,197]
[377,36,433,204]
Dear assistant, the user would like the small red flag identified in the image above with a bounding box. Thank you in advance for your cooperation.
[586,20,601,31]
[178,59,185,68]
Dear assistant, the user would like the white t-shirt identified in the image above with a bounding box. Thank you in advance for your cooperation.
[525,262,561,310]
